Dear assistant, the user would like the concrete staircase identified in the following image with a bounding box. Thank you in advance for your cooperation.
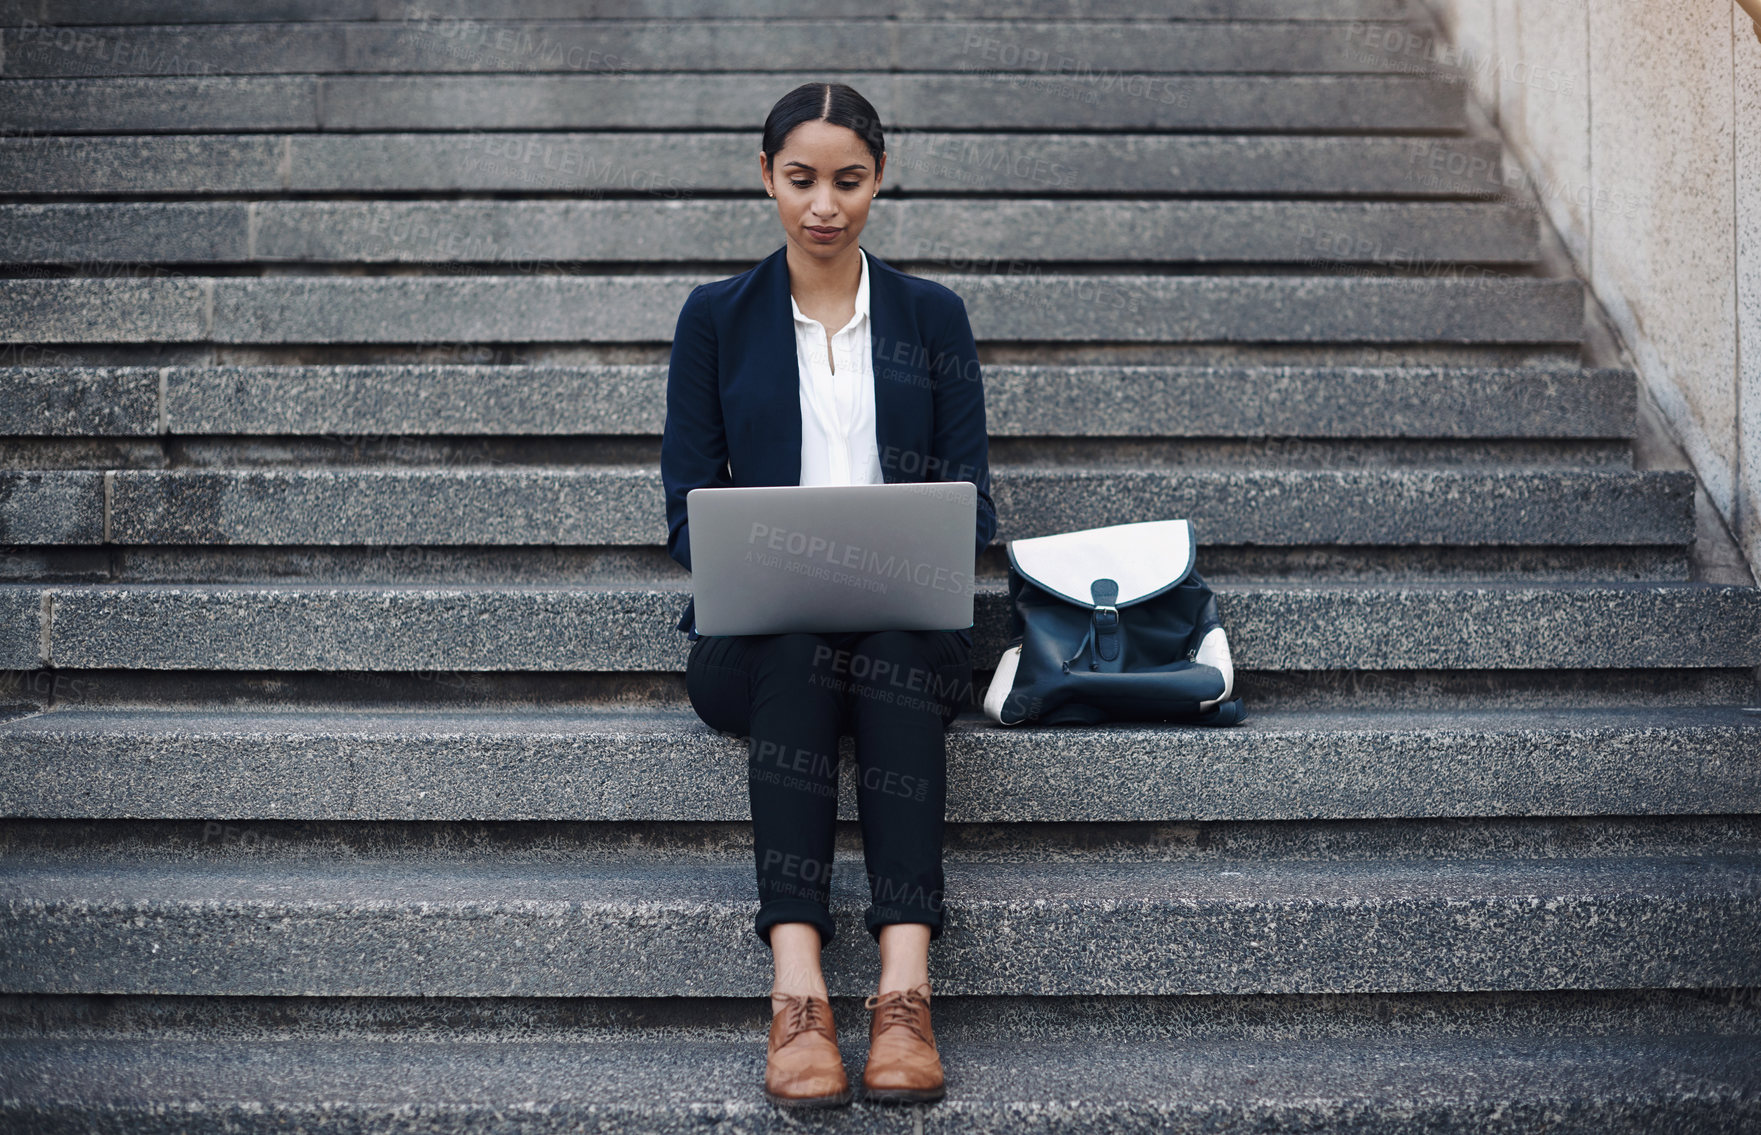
[1,0,1758,1129]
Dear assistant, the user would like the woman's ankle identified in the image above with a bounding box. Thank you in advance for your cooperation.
[768,922,829,1001]
[873,923,932,997]
[875,974,930,997]
[769,980,830,1002]
[768,964,829,1002]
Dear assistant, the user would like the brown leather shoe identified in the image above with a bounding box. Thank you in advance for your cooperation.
[763,991,853,1107]
[861,980,946,1102]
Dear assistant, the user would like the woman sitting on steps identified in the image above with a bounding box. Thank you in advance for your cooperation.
[660,80,996,1107]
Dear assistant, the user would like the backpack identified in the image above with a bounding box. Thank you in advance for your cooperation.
[981,518,1246,727]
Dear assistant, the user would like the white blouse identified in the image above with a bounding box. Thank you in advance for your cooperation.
[791,247,885,486]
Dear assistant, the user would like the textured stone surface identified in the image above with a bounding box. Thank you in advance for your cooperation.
[890,131,1504,195]
[0,21,348,77]
[0,73,1464,133]
[0,274,1585,345]
[0,279,208,344]
[163,363,667,435]
[0,586,42,669]
[87,466,1692,546]
[1,705,1755,823]
[0,1031,1754,1134]
[976,364,1636,439]
[0,847,1756,996]
[0,199,1541,265]
[0,132,1507,196]
[0,20,1442,78]
[357,72,1463,131]
[25,582,1761,672]
[10,814,1757,865]
[43,363,1627,438]
[0,0,1410,22]
[0,471,103,544]
[0,203,253,264]
[44,541,1682,586]
[7,986,1756,1045]
[0,367,157,436]
[0,75,319,132]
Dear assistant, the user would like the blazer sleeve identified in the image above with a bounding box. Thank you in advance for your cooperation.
[928,292,997,561]
[661,283,730,574]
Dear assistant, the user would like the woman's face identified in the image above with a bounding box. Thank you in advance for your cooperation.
[761,118,885,261]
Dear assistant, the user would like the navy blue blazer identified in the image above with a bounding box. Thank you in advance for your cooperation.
[661,244,996,648]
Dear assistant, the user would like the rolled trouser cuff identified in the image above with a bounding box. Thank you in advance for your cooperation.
[755,899,836,949]
[865,904,944,944]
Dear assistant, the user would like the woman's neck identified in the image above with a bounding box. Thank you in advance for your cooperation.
[784,242,862,307]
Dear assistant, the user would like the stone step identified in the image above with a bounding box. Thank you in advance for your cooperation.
[0,131,1511,196]
[0,467,1694,549]
[0,0,1413,23]
[1,839,1756,996]
[2,581,1756,672]
[3,364,1637,441]
[0,1027,1754,1132]
[14,659,1755,710]
[0,19,1444,77]
[3,544,1700,588]
[2,704,1755,822]
[8,986,1757,1045]
[0,72,1468,133]
[0,274,1585,345]
[0,199,1543,266]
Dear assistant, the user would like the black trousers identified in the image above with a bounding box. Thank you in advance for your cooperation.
[685,628,973,949]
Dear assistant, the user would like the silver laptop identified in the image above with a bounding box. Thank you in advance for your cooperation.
[685,482,978,636]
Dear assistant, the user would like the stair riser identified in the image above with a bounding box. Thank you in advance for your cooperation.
[0,365,1639,441]
[3,1029,1747,1135]
[0,546,1696,586]
[4,586,1755,671]
[0,469,1695,548]
[3,875,1755,997]
[7,986,1757,1044]
[0,73,1467,133]
[0,21,1448,79]
[5,666,1755,713]
[0,0,1415,25]
[7,816,1760,864]
[0,439,1645,471]
[0,275,1585,345]
[4,709,1761,815]
[0,132,1505,196]
[0,200,1542,266]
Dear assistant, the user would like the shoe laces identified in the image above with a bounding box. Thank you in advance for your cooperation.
[770,990,834,1048]
[863,982,934,1049]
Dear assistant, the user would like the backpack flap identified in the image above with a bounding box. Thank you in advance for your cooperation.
[1006,518,1196,607]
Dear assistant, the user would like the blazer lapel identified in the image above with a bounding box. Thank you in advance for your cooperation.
[754,246,804,487]
[867,249,900,484]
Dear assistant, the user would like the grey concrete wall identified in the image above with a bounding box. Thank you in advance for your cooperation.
[1421,0,1761,573]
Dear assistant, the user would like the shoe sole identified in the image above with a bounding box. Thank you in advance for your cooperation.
[764,1087,855,1108]
[862,1084,946,1103]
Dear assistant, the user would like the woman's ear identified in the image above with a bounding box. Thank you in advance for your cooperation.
[758,152,772,197]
